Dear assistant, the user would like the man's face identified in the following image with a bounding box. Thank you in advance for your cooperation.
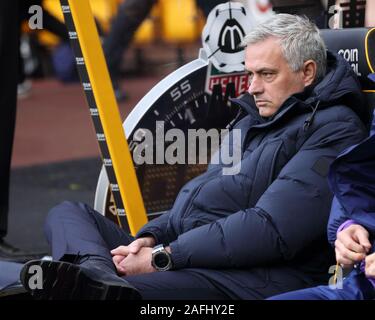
[245,37,306,117]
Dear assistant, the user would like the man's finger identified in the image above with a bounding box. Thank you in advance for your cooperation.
[355,231,372,252]
[335,248,354,266]
[365,262,375,278]
[338,233,366,254]
[336,253,355,267]
[336,241,366,262]
[129,240,143,254]
[110,245,129,256]
[365,253,375,266]
[112,254,125,265]
[116,265,126,276]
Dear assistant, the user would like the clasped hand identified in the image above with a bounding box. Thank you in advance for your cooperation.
[110,236,156,276]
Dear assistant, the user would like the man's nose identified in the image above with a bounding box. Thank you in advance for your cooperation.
[248,76,263,96]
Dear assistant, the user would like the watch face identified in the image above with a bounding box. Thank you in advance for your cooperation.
[154,252,170,269]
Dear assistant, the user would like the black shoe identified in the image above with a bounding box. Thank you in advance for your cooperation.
[20,259,142,300]
[0,239,48,263]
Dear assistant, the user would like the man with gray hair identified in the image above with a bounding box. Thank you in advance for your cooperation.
[21,14,370,300]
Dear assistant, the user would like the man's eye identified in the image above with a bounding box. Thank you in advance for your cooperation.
[262,73,274,79]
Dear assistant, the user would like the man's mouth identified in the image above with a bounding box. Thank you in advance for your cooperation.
[255,100,268,107]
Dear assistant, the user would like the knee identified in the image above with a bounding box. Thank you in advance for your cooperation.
[44,201,88,233]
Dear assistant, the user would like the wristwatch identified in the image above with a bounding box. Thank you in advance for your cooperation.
[151,244,173,271]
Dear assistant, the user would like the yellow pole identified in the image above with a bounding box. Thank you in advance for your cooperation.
[63,0,148,234]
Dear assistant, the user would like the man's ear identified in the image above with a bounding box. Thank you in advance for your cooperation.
[302,60,317,87]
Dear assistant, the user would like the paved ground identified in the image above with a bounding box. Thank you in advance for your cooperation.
[6,157,102,253]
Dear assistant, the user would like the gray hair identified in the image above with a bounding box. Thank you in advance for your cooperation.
[242,14,327,81]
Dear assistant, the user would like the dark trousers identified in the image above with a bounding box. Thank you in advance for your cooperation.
[268,270,375,300]
[103,0,157,85]
[45,201,317,300]
[0,1,19,238]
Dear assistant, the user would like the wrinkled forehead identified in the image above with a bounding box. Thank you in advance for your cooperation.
[244,38,287,71]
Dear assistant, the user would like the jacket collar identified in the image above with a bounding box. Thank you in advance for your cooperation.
[231,93,307,129]
[231,50,371,130]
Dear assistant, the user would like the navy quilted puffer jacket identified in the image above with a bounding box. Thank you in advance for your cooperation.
[137,52,371,282]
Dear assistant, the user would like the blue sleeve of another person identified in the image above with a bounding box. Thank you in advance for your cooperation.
[327,110,375,242]
[327,196,349,245]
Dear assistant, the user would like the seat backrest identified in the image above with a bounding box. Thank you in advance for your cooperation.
[320,28,375,126]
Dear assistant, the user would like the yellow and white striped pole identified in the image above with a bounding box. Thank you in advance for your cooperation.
[60,0,148,235]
